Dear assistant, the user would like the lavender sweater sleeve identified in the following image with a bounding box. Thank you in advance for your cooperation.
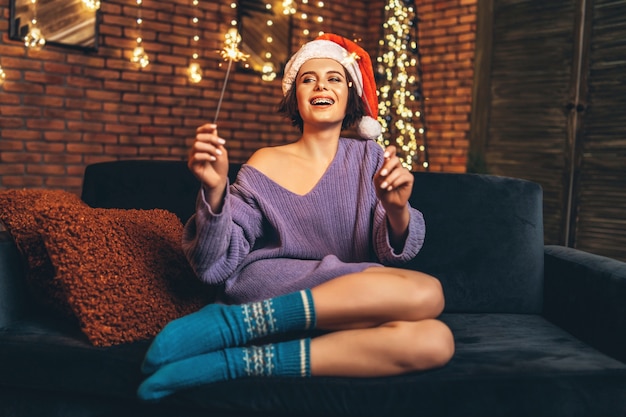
[182,182,263,285]
[364,140,425,264]
[373,201,425,264]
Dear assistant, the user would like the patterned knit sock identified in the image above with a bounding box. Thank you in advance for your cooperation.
[137,338,311,401]
[141,289,316,374]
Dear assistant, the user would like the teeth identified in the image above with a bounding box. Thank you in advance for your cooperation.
[311,98,334,105]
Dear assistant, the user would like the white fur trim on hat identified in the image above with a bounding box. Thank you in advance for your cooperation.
[357,115,383,140]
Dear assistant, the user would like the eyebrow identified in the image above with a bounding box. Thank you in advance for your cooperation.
[299,70,345,79]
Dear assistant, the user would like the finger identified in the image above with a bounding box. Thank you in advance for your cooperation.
[195,123,226,146]
[385,174,409,192]
[380,164,412,192]
[191,151,219,163]
[379,156,401,184]
[196,132,226,147]
[379,146,401,175]
[196,123,217,134]
[383,145,397,160]
[193,140,224,156]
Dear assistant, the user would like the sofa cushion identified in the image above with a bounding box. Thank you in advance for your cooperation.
[1,313,624,417]
[408,172,545,314]
[171,314,626,417]
[34,202,213,346]
[0,189,84,317]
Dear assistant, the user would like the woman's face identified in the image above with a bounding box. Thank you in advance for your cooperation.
[295,58,349,131]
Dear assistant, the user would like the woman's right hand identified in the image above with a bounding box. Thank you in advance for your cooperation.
[188,123,229,210]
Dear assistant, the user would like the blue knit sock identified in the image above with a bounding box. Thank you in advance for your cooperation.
[137,338,311,401]
[141,289,316,374]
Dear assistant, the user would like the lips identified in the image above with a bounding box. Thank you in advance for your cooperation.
[310,97,335,105]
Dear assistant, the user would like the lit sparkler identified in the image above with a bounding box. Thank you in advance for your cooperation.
[213,28,249,124]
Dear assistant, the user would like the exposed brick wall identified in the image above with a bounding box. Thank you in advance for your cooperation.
[0,0,475,193]
[416,0,477,172]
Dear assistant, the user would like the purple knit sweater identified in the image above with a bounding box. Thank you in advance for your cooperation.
[182,138,426,304]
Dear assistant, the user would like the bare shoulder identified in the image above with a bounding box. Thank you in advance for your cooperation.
[245,143,330,195]
[247,144,295,176]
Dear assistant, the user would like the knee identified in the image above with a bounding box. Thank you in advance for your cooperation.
[393,319,455,372]
[404,272,446,318]
[422,319,455,368]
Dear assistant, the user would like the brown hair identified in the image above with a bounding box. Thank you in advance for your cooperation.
[278,66,366,132]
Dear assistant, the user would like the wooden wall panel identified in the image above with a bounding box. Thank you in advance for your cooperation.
[573,0,626,260]
[473,0,626,261]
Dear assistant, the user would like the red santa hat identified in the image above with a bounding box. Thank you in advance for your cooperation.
[282,33,382,140]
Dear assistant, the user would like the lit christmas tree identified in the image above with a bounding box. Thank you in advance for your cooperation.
[377,0,429,171]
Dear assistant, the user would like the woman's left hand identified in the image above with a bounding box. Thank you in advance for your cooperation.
[374,145,414,211]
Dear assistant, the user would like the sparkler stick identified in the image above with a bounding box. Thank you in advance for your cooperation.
[213,29,249,124]
[213,58,233,124]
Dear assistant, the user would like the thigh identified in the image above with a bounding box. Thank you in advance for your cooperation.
[311,266,445,329]
[310,318,455,376]
[362,265,438,282]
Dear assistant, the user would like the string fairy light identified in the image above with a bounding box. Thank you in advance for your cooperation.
[225,1,326,82]
[242,0,325,81]
[294,0,324,38]
[82,0,101,11]
[0,65,6,88]
[262,61,277,82]
[187,0,202,82]
[282,0,296,15]
[131,0,149,68]
[377,0,429,170]
[261,2,276,80]
[24,0,46,50]
[187,0,203,83]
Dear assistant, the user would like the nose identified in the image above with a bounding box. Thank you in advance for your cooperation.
[315,80,327,90]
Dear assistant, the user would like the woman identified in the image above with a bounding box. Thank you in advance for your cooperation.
[138,34,454,401]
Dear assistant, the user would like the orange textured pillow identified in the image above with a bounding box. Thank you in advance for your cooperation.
[36,203,213,347]
[0,189,84,317]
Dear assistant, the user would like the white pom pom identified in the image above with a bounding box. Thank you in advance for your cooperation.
[356,116,382,140]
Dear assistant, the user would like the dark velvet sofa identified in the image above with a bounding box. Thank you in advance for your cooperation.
[1,159,625,417]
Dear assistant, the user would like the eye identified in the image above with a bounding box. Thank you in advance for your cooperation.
[301,76,316,83]
[328,76,342,83]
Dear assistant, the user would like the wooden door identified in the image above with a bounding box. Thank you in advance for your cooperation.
[471,0,626,261]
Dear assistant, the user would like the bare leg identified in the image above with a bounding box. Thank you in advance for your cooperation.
[309,267,453,376]
[310,319,454,376]
[312,267,446,330]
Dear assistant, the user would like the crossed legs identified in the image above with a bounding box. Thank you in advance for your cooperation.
[138,267,454,400]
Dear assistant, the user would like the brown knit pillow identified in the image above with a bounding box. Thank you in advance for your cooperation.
[0,189,84,317]
[36,202,213,347]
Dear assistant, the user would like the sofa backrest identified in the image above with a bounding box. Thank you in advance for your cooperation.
[0,231,34,327]
[82,160,544,314]
[407,172,544,314]
[81,160,240,223]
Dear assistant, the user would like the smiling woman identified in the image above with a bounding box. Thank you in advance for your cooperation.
[9,0,99,51]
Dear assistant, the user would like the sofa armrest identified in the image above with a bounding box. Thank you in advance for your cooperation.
[543,244,626,363]
[0,231,33,327]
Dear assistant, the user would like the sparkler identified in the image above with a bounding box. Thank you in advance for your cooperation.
[213,28,249,124]
[24,0,45,50]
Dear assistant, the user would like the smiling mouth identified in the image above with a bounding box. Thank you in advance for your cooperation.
[311,98,335,105]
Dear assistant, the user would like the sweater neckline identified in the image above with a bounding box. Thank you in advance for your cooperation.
[240,138,347,197]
